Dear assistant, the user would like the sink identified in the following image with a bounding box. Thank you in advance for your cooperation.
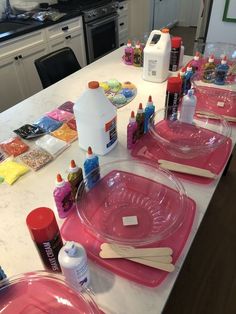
[0,20,32,33]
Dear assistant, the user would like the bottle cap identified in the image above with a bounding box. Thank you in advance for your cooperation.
[88,81,99,89]
[86,146,94,159]
[161,28,169,33]
[135,41,141,48]
[167,76,182,93]
[209,54,214,62]
[171,37,182,48]
[26,207,59,243]
[137,103,143,113]
[127,39,132,47]
[64,241,78,257]
[187,89,194,97]
[194,51,200,60]
[69,160,79,173]
[56,174,65,187]
[221,55,227,64]
[147,95,153,107]
[129,110,136,123]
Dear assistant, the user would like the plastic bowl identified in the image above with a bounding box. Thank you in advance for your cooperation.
[148,107,231,159]
[0,271,101,314]
[76,159,187,246]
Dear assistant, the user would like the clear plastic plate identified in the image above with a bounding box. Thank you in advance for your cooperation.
[148,107,231,159]
[76,159,187,246]
[0,271,101,314]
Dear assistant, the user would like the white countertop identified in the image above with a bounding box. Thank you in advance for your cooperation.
[0,47,235,314]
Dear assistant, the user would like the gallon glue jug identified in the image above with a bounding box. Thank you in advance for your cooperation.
[143,28,171,83]
[74,81,118,155]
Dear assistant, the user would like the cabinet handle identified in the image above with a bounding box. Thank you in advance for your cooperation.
[120,22,124,26]
[119,6,124,9]
[14,56,18,60]
[19,55,22,59]
[120,43,125,47]
[65,35,71,40]
[62,26,69,31]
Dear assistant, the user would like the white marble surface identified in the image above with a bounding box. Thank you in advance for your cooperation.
[0,48,235,314]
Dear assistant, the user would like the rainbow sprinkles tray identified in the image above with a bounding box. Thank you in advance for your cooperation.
[100,80,137,109]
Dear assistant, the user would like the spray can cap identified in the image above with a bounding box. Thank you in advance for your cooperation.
[88,81,99,89]
[64,241,78,257]
[171,36,182,48]
[69,160,79,173]
[167,76,182,93]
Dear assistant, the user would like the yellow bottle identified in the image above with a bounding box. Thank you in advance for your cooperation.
[67,160,83,201]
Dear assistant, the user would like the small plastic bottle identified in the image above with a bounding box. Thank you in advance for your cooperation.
[144,95,155,133]
[214,56,229,85]
[67,160,84,201]
[165,76,182,120]
[136,103,145,138]
[26,207,63,272]
[53,174,73,219]
[169,36,182,72]
[178,40,185,69]
[58,241,90,291]
[179,89,197,124]
[84,146,100,189]
[124,39,134,65]
[183,66,194,95]
[179,67,186,95]
[133,41,142,67]
[203,54,216,82]
[191,51,201,72]
[127,110,138,149]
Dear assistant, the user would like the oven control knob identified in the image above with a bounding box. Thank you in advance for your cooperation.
[92,11,97,16]
[102,8,108,14]
[87,13,92,18]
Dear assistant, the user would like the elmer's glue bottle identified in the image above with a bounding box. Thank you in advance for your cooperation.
[124,39,134,65]
[67,160,83,201]
[127,111,138,149]
[53,174,73,219]
[74,81,117,156]
[179,89,197,124]
[191,51,201,72]
[144,96,155,133]
[83,146,100,189]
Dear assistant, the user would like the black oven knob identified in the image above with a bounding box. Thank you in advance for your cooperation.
[102,8,108,14]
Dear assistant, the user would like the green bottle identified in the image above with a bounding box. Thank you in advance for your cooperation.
[67,160,84,201]
[203,54,216,82]
[136,103,145,138]
[133,41,142,67]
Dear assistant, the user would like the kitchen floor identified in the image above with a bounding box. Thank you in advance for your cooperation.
[163,149,236,314]
[170,26,197,56]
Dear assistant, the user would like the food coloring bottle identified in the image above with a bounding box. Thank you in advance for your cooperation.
[127,110,138,149]
[169,36,182,72]
[191,51,201,72]
[165,76,182,121]
[203,54,216,82]
[58,241,90,292]
[83,146,100,189]
[214,56,229,85]
[179,89,197,124]
[136,103,145,138]
[124,39,134,65]
[53,174,73,219]
[67,160,84,201]
[144,95,155,133]
[183,66,194,95]
[26,207,63,272]
[133,41,142,67]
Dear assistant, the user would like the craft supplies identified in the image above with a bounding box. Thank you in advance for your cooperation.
[20,149,53,171]
[53,174,74,219]
[74,81,117,155]
[33,116,62,133]
[133,41,142,67]
[191,51,201,72]
[215,56,229,85]
[58,241,90,291]
[179,89,197,124]
[36,134,69,158]
[136,103,145,138]
[144,95,155,133]
[183,66,194,95]
[143,28,171,83]
[124,39,134,65]
[165,76,182,120]
[169,36,182,72]
[0,137,29,157]
[14,124,45,139]
[203,54,216,82]
[26,207,63,272]
[67,160,84,201]
[0,150,7,163]
[67,118,77,131]
[127,111,138,150]
[58,101,74,113]
[83,147,100,189]
[0,159,29,185]
[46,109,74,122]
[51,123,77,143]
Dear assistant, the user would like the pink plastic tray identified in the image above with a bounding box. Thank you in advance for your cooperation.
[131,132,232,184]
[61,197,196,288]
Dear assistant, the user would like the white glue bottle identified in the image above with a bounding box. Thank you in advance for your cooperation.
[143,28,171,83]
[179,89,197,124]
[58,241,90,291]
[74,81,118,155]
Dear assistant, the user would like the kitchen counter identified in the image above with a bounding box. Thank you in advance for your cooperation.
[0,47,235,314]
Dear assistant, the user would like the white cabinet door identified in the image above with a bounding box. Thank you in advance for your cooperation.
[0,55,26,112]
[48,30,87,68]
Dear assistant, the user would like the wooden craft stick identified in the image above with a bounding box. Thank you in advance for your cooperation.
[196,111,236,123]
[158,159,216,179]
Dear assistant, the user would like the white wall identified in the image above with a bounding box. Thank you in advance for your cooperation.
[178,0,201,27]
[207,0,236,44]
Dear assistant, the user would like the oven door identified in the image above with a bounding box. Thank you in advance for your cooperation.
[85,14,119,63]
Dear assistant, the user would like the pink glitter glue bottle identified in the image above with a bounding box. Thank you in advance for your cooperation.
[53,174,73,219]
[127,110,138,149]
[124,39,134,65]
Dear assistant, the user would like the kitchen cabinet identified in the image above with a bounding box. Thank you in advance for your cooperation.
[117,0,129,47]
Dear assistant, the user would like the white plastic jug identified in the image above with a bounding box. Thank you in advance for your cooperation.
[74,81,118,156]
[143,29,171,83]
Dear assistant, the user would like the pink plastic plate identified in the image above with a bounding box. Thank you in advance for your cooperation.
[131,132,232,184]
[61,195,196,288]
